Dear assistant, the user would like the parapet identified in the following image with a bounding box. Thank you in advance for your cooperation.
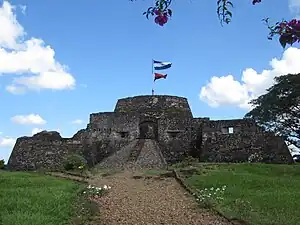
[114,95,193,117]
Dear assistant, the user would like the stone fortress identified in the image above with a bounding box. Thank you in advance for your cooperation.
[7,95,293,171]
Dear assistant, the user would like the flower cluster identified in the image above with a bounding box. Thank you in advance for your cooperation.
[144,0,262,26]
[194,185,226,207]
[141,0,300,48]
[143,0,172,26]
[83,184,111,199]
[265,18,300,48]
[154,9,170,26]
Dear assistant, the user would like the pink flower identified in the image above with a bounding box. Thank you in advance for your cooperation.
[155,15,168,26]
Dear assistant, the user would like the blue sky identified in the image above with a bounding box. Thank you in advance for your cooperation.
[1,0,300,161]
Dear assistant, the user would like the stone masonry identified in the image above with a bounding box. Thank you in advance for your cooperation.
[7,95,294,171]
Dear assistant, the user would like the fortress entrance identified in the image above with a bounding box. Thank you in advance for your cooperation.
[139,121,158,139]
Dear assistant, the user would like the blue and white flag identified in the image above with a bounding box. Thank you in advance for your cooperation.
[153,60,172,70]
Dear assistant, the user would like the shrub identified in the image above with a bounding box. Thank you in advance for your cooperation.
[0,159,5,170]
[63,154,87,171]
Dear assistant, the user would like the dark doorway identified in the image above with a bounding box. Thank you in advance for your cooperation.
[139,120,158,139]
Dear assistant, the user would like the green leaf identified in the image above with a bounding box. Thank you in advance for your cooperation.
[279,35,287,48]
[225,11,232,17]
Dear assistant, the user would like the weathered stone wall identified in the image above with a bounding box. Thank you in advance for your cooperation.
[198,119,293,164]
[157,112,193,163]
[114,95,193,116]
[7,95,294,171]
[89,112,139,141]
[89,95,195,164]
[7,131,85,171]
[201,132,293,163]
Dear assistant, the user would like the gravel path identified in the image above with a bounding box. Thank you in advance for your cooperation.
[90,170,232,225]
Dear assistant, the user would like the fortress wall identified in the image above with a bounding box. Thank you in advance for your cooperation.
[157,112,193,163]
[201,132,293,164]
[114,95,193,117]
[7,134,84,171]
[7,95,294,171]
[202,119,260,135]
[88,112,140,141]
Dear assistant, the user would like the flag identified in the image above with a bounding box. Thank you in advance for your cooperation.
[153,60,172,70]
[154,73,167,81]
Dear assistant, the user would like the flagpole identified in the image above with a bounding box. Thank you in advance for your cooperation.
[152,59,154,95]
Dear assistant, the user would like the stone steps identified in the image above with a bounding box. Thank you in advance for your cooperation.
[97,139,167,170]
[127,139,145,162]
[135,139,167,169]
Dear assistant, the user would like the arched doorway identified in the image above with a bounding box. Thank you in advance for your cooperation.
[139,120,158,139]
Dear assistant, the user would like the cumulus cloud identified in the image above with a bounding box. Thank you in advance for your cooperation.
[71,119,84,125]
[11,114,46,125]
[0,136,15,147]
[289,0,300,14]
[31,127,43,135]
[0,1,75,94]
[200,47,300,110]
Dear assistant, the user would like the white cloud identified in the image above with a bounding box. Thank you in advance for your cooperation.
[0,136,15,147]
[11,114,46,125]
[200,47,300,110]
[31,127,43,135]
[289,0,300,14]
[0,1,75,94]
[6,84,25,94]
[0,1,24,49]
[71,119,84,125]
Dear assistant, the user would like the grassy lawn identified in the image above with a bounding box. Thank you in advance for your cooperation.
[0,170,90,225]
[179,163,300,225]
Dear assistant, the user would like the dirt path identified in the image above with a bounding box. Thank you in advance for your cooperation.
[89,170,232,225]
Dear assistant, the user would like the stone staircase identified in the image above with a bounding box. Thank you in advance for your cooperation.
[97,140,139,169]
[97,139,167,170]
[127,139,145,162]
[135,139,167,169]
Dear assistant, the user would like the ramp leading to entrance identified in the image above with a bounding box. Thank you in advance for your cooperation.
[97,139,167,170]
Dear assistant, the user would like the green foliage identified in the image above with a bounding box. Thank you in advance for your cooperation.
[0,159,5,169]
[63,154,87,171]
[183,163,300,225]
[133,0,299,48]
[245,73,300,148]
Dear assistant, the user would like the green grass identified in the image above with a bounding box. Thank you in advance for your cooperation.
[181,163,300,225]
[142,169,169,175]
[0,170,88,225]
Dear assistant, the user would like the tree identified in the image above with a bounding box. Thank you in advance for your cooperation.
[132,0,300,48]
[244,74,300,149]
[0,159,5,169]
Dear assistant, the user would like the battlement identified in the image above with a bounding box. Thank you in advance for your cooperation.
[114,95,193,117]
